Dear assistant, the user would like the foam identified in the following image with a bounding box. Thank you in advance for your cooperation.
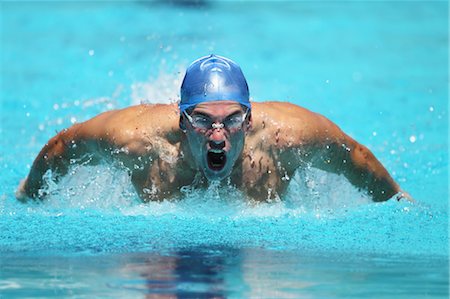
[36,161,371,218]
[130,66,185,106]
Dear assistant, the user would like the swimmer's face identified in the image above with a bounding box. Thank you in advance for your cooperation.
[182,101,251,181]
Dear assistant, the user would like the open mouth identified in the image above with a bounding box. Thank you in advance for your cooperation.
[207,150,227,171]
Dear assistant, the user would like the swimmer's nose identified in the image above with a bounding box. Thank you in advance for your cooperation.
[209,139,225,150]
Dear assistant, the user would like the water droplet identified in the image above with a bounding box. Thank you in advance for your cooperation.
[409,135,416,143]
[429,106,434,112]
[53,104,59,110]
[372,131,377,136]
[163,45,172,53]
[70,117,77,124]
[341,144,351,151]
[325,79,330,84]
[88,49,95,56]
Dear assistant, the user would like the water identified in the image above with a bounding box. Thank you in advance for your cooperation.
[1,1,448,298]
[1,250,446,298]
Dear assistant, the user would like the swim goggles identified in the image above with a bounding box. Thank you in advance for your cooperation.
[183,108,249,131]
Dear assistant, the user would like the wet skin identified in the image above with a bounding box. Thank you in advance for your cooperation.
[182,101,248,182]
[17,101,407,202]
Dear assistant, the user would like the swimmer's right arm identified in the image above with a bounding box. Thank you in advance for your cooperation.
[16,110,120,201]
[16,124,95,201]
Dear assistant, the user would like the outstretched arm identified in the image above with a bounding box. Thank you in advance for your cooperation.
[16,109,123,201]
[16,104,182,202]
[304,114,409,202]
[16,124,99,201]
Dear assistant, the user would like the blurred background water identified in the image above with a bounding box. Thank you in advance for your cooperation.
[0,1,448,298]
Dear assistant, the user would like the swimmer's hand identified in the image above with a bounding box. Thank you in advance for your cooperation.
[15,179,29,202]
[395,191,414,202]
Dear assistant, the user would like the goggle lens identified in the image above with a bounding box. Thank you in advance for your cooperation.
[184,109,248,131]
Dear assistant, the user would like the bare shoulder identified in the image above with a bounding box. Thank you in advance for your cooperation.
[249,101,345,148]
[98,103,179,133]
[68,103,181,155]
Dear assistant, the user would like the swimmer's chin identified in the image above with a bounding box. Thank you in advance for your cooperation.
[202,162,234,181]
[202,167,232,181]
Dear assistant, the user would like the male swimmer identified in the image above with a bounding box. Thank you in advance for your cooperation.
[16,54,410,202]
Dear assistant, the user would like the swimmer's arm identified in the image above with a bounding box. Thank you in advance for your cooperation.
[16,124,100,201]
[312,135,401,201]
[17,108,156,202]
[16,110,125,201]
[299,116,408,202]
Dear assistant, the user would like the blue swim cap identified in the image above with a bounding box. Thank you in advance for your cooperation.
[179,54,250,113]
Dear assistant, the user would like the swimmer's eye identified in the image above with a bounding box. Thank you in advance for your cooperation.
[184,109,249,131]
[223,114,245,129]
[190,115,213,129]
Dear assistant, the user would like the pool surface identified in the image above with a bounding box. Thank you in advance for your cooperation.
[1,1,448,298]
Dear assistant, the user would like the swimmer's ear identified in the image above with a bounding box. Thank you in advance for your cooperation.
[245,112,252,132]
[179,116,187,133]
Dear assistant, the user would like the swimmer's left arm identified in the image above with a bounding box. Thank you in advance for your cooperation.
[312,134,401,201]
[294,113,410,202]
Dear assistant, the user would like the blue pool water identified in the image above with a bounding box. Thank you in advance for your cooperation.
[0,1,448,298]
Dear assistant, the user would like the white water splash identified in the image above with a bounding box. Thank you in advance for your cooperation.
[285,167,372,211]
[40,163,138,212]
[35,162,371,219]
[130,66,185,105]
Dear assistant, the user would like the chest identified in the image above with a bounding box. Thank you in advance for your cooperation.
[234,148,293,201]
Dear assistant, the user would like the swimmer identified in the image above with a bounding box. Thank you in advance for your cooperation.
[16,54,411,202]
